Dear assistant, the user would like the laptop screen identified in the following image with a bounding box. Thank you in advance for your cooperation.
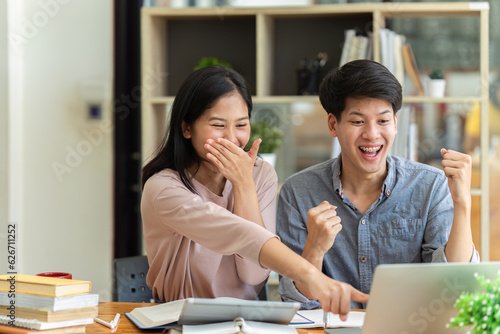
[361,262,500,334]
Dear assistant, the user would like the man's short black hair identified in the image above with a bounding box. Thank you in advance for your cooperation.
[319,59,403,120]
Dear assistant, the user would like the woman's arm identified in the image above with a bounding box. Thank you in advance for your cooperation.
[259,238,369,320]
[205,138,277,285]
[143,175,278,299]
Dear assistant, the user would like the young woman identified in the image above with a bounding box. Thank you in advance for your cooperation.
[141,65,367,319]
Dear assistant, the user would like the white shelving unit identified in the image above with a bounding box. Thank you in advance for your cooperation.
[141,2,490,259]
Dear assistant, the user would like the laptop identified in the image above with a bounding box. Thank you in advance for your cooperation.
[327,261,500,334]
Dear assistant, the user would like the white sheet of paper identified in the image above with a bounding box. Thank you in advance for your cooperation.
[290,310,365,329]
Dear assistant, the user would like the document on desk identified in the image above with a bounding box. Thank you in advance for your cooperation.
[289,309,365,329]
[182,317,296,334]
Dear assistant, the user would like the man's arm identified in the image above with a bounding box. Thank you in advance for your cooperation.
[259,237,368,320]
[277,186,342,300]
[294,201,342,299]
[440,149,474,262]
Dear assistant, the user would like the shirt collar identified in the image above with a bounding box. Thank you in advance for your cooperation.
[331,154,396,198]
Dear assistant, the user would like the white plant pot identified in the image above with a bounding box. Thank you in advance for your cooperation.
[427,78,446,98]
[260,153,276,168]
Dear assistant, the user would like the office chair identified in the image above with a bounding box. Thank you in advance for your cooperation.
[257,283,269,301]
[113,255,155,302]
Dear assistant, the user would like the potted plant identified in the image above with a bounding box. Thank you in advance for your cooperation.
[246,121,283,167]
[194,56,232,70]
[448,272,500,333]
[427,68,446,97]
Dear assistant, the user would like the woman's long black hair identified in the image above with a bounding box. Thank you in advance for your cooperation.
[141,65,253,193]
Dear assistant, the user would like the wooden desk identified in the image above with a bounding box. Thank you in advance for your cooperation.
[87,302,330,333]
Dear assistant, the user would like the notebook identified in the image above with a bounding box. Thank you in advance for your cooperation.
[0,314,94,330]
[125,297,300,329]
[326,261,500,334]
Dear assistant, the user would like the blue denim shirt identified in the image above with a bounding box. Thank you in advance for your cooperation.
[277,155,479,309]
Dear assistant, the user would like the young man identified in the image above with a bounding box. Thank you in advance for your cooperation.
[277,59,479,309]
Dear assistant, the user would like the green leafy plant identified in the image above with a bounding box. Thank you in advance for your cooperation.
[194,57,232,70]
[447,272,500,333]
[429,68,444,80]
[246,121,283,154]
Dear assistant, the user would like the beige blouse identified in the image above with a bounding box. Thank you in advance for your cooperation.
[141,159,278,302]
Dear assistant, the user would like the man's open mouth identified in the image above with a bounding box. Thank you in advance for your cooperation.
[359,145,382,157]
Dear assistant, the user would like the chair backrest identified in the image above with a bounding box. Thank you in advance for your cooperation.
[113,255,155,302]
[257,283,269,301]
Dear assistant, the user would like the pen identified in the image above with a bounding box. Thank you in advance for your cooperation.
[95,313,120,329]
[112,313,120,326]
[323,310,327,328]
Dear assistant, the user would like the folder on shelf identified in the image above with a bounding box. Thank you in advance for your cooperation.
[401,43,424,96]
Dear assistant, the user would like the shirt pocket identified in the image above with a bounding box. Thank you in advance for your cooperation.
[377,218,424,264]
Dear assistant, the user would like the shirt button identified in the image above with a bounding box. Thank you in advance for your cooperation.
[386,189,391,196]
[361,219,366,224]
[360,256,367,263]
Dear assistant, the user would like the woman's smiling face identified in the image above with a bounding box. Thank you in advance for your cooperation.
[182,92,251,167]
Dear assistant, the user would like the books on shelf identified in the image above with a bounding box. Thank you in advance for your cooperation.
[393,34,405,86]
[0,291,99,312]
[339,29,371,67]
[0,274,91,297]
[339,26,427,96]
[339,27,409,89]
[380,28,408,87]
[379,28,394,73]
[126,297,300,329]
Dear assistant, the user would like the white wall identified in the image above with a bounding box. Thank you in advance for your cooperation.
[5,0,113,300]
[0,0,8,274]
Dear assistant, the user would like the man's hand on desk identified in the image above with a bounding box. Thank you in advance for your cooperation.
[307,273,369,321]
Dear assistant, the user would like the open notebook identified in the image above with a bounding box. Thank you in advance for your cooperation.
[125,297,300,330]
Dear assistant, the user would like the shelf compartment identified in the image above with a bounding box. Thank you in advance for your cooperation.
[165,16,256,96]
[267,14,372,96]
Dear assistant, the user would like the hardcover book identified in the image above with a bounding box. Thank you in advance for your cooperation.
[0,306,98,322]
[0,275,91,297]
[0,291,99,311]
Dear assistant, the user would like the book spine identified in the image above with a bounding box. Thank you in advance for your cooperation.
[0,315,40,330]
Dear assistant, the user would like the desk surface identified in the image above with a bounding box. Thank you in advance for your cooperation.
[87,302,329,333]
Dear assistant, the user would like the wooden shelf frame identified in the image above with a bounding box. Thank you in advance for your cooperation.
[141,2,490,258]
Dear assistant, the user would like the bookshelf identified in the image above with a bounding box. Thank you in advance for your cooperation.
[141,2,490,259]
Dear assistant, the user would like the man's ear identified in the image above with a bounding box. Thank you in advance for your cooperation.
[394,112,398,134]
[327,113,339,138]
[181,121,191,139]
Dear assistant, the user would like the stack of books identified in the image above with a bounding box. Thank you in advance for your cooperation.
[0,274,99,333]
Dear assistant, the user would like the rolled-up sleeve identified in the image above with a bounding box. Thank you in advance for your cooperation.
[234,161,279,284]
[424,175,480,264]
[276,182,319,308]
